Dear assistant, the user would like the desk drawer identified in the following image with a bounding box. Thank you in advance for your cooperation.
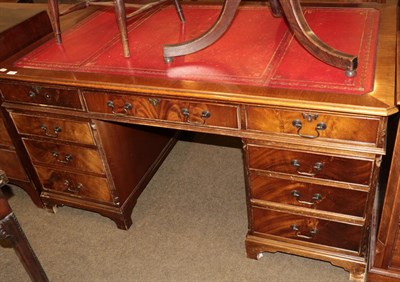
[35,167,113,203]
[247,145,373,185]
[249,173,367,217]
[0,148,29,181]
[246,106,381,145]
[11,113,95,145]
[83,91,239,129]
[0,83,83,109]
[23,139,105,174]
[251,207,362,252]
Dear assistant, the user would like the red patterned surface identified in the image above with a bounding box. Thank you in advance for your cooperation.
[15,5,380,95]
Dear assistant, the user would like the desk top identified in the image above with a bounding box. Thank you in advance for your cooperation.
[0,1,397,116]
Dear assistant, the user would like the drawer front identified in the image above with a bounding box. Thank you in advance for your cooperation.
[246,106,380,144]
[0,83,83,109]
[249,173,367,217]
[23,139,105,174]
[0,149,29,181]
[35,167,113,203]
[0,118,13,147]
[11,113,95,145]
[251,207,362,252]
[247,145,373,185]
[83,92,239,129]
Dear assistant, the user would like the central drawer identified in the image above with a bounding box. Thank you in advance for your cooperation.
[247,145,373,185]
[23,139,105,174]
[83,91,239,129]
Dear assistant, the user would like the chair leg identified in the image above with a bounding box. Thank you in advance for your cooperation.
[114,0,131,58]
[0,213,49,282]
[269,0,283,17]
[278,0,358,77]
[163,0,241,62]
[48,0,62,44]
[173,0,185,23]
[0,183,48,282]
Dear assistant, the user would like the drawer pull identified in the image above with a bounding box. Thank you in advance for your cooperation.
[107,100,133,115]
[291,224,318,239]
[63,179,83,194]
[40,124,62,138]
[27,86,41,98]
[44,93,52,101]
[181,108,211,125]
[292,119,327,139]
[28,90,37,98]
[291,190,322,206]
[51,151,73,164]
[148,98,161,107]
[291,159,324,177]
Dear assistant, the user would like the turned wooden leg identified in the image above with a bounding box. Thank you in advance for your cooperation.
[269,0,283,17]
[173,0,185,23]
[163,0,241,62]
[0,212,49,282]
[277,0,358,77]
[47,0,62,44]
[114,0,130,58]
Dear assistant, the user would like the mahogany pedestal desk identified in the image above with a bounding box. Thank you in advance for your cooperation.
[0,1,397,280]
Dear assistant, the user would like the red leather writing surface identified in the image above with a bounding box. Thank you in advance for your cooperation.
[15,5,379,95]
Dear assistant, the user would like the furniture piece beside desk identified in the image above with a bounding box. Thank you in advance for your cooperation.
[367,7,400,280]
[0,1,397,281]
[368,118,400,282]
[163,0,365,77]
[0,170,48,282]
[47,0,185,58]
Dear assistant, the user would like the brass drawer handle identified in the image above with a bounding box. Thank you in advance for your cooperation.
[28,90,37,98]
[107,100,133,116]
[291,224,318,240]
[181,108,211,125]
[148,98,161,107]
[27,87,52,101]
[291,190,322,206]
[291,159,324,177]
[40,124,62,138]
[51,151,73,164]
[63,179,83,194]
[292,113,326,139]
[292,119,327,139]
[27,86,41,98]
